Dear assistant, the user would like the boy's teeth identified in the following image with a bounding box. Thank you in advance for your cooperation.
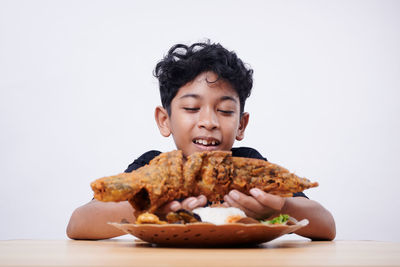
[195,139,218,146]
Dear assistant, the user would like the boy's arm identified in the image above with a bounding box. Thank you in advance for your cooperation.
[223,189,336,241]
[278,196,336,240]
[66,195,207,240]
[66,200,136,240]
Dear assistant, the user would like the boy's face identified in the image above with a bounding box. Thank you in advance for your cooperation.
[155,72,249,157]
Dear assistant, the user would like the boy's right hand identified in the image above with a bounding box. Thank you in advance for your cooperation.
[155,195,207,217]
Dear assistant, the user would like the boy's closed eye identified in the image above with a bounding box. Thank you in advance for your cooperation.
[217,109,234,115]
[183,107,235,115]
[183,107,200,112]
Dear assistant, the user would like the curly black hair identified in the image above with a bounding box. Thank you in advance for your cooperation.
[154,41,253,115]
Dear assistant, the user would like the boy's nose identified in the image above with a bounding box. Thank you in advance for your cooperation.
[198,109,219,130]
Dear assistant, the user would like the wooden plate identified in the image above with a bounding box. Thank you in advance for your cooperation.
[109,219,308,247]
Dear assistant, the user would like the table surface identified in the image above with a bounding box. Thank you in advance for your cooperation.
[1,239,400,267]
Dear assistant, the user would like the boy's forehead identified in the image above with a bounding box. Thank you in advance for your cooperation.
[175,72,239,100]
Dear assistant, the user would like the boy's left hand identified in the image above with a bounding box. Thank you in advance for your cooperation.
[223,188,285,220]
[155,195,207,218]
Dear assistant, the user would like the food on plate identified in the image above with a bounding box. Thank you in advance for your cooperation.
[91,150,318,216]
[135,212,167,224]
[192,207,246,225]
[261,214,291,225]
[135,208,294,227]
[166,209,202,224]
[135,209,201,224]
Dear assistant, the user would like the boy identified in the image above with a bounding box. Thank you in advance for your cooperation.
[67,41,336,240]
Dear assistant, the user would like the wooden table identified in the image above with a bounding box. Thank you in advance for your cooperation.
[1,239,399,267]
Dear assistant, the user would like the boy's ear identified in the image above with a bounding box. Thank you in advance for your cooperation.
[236,112,249,141]
[154,106,171,137]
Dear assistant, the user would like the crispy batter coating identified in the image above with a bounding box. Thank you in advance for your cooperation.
[91,150,318,216]
[136,212,167,224]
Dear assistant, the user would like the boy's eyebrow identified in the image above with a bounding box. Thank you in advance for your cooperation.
[179,94,200,99]
[220,96,238,103]
[179,94,238,103]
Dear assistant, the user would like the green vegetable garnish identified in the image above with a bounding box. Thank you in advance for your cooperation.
[260,214,290,225]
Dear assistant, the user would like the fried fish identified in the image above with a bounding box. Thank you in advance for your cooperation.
[91,150,318,216]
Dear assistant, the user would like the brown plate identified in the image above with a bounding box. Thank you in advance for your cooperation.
[109,218,308,247]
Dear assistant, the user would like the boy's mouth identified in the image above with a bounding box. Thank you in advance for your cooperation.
[192,138,221,147]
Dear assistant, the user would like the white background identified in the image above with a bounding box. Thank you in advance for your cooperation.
[0,0,399,241]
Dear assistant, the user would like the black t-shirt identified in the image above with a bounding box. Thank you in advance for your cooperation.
[125,147,307,198]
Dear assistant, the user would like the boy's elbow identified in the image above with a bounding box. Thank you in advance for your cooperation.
[66,223,77,240]
[324,211,336,241]
[66,211,81,239]
[312,215,336,241]
[326,221,336,241]
[327,231,336,241]
[311,231,336,241]
[313,227,336,241]
[66,222,85,240]
[66,209,91,240]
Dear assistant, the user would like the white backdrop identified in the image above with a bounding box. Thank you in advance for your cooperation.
[1,0,399,241]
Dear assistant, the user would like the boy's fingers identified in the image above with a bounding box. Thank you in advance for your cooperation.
[221,202,229,208]
[249,188,285,211]
[228,190,265,212]
[181,196,206,210]
[156,200,181,217]
[181,197,196,206]
[166,201,181,212]
[181,197,197,210]
[196,195,207,206]
[224,195,258,218]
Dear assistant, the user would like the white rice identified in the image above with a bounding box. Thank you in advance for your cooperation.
[192,207,246,225]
